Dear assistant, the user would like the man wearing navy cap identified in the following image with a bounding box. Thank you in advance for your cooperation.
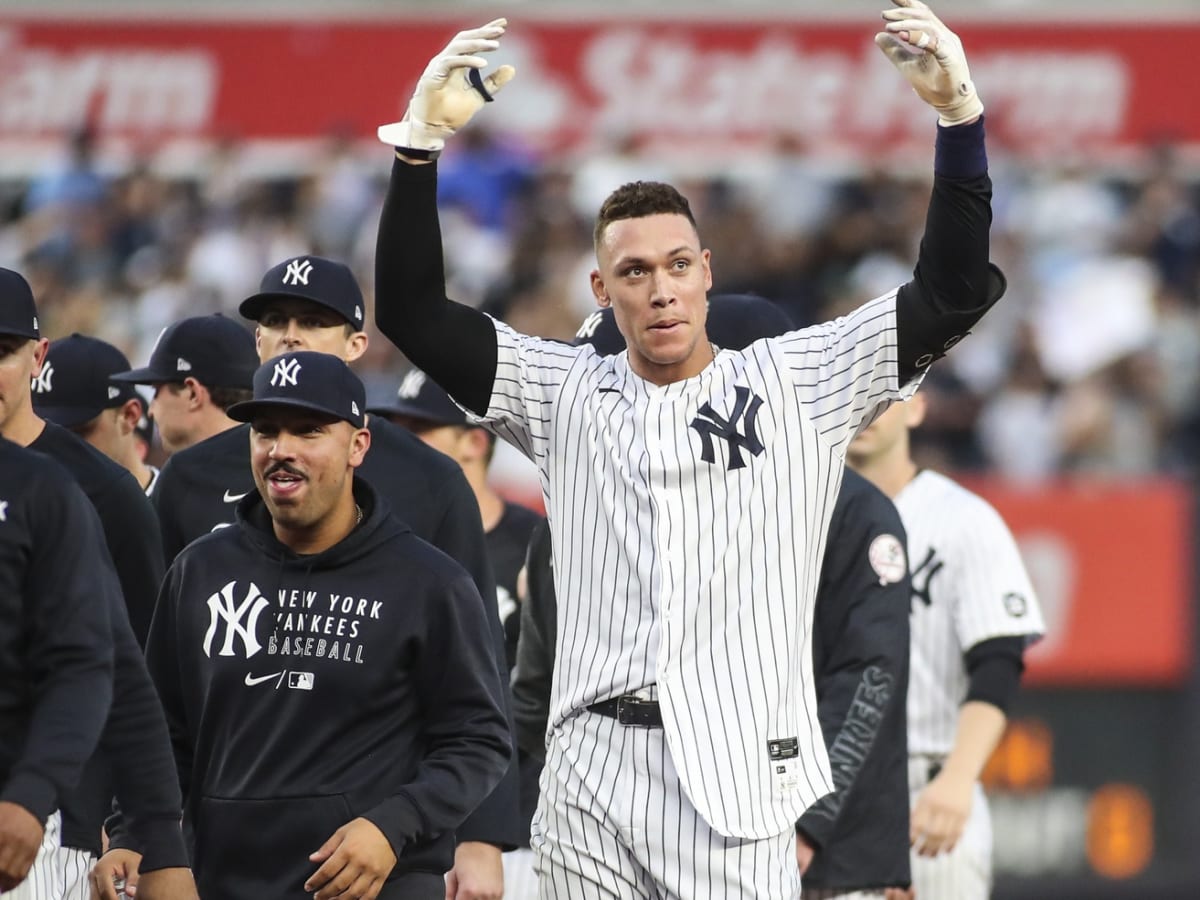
[112,314,257,456]
[0,266,195,900]
[144,255,522,899]
[32,334,159,495]
[101,350,511,900]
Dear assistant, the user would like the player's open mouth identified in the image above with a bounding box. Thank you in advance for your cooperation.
[267,472,305,497]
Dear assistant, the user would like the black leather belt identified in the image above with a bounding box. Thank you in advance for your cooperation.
[587,695,663,728]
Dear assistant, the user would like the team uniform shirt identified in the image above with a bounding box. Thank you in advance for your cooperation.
[26,423,184,867]
[487,500,543,672]
[144,481,510,899]
[798,469,911,891]
[152,416,521,848]
[477,295,917,840]
[0,440,114,827]
[895,469,1045,756]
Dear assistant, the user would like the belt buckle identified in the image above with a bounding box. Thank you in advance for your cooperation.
[616,695,647,726]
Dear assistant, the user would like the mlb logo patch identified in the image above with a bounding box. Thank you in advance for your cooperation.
[288,671,314,690]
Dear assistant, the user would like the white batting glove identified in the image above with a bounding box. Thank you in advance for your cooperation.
[378,18,517,154]
[875,0,983,127]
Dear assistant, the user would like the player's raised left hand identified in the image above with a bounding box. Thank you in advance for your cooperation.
[875,0,983,126]
[910,767,973,856]
[306,817,398,900]
[378,18,517,157]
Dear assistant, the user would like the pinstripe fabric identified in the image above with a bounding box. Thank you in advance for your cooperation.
[5,811,95,900]
[476,290,915,844]
[801,889,887,899]
[503,848,540,900]
[906,759,992,900]
[532,711,800,899]
[894,470,1045,756]
[894,471,1044,899]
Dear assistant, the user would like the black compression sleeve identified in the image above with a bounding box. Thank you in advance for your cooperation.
[896,119,1004,384]
[964,636,1026,713]
[375,159,498,415]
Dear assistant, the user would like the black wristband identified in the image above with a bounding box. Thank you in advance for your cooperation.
[395,145,441,161]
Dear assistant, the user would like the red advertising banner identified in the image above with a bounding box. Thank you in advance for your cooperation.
[0,16,1195,161]
[968,479,1193,686]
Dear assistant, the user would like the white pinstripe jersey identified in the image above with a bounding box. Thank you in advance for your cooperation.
[895,470,1045,756]
[477,291,917,840]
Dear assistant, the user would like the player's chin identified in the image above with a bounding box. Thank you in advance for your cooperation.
[642,326,696,362]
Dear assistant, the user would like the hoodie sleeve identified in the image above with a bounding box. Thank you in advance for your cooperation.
[429,468,523,849]
[97,564,189,871]
[797,480,910,850]
[363,572,511,853]
[511,519,556,763]
[95,469,165,647]
[1,476,114,823]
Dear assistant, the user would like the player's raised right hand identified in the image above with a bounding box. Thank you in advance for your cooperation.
[875,0,983,126]
[378,19,517,157]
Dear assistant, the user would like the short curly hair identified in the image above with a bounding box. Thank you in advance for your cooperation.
[593,181,699,250]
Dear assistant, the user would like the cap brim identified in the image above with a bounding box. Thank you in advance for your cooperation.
[0,325,40,340]
[238,291,354,326]
[35,404,106,429]
[366,399,467,426]
[110,366,175,385]
[227,397,362,428]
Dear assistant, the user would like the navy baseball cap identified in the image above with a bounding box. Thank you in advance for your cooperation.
[228,351,366,429]
[367,368,468,426]
[112,315,258,389]
[32,334,141,428]
[0,267,40,339]
[573,293,795,356]
[239,255,366,331]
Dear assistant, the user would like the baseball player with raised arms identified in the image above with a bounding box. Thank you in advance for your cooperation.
[374,3,1002,895]
[848,393,1044,899]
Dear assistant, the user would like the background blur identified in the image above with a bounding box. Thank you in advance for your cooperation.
[1,1,1196,896]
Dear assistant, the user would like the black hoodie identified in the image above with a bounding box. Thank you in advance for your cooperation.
[144,479,511,899]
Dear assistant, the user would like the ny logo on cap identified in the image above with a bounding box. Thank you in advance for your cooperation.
[397,369,426,399]
[575,311,603,341]
[271,357,302,387]
[31,363,54,394]
[282,258,314,287]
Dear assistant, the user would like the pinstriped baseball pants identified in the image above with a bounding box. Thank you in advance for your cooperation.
[5,812,93,900]
[531,710,800,900]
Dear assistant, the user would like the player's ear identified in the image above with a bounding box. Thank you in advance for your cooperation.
[591,270,611,308]
[119,398,143,434]
[254,326,265,362]
[349,425,371,467]
[343,330,368,363]
[702,248,713,291]
[30,337,50,372]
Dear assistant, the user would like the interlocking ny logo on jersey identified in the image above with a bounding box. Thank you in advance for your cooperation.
[689,385,765,470]
[203,581,269,658]
[271,358,301,387]
[911,547,945,609]
[282,258,313,286]
[31,363,53,393]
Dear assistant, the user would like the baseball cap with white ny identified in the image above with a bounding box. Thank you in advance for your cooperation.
[228,351,366,429]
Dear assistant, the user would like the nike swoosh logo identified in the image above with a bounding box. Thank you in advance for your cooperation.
[244,672,282,687]
[223,490,249,503]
